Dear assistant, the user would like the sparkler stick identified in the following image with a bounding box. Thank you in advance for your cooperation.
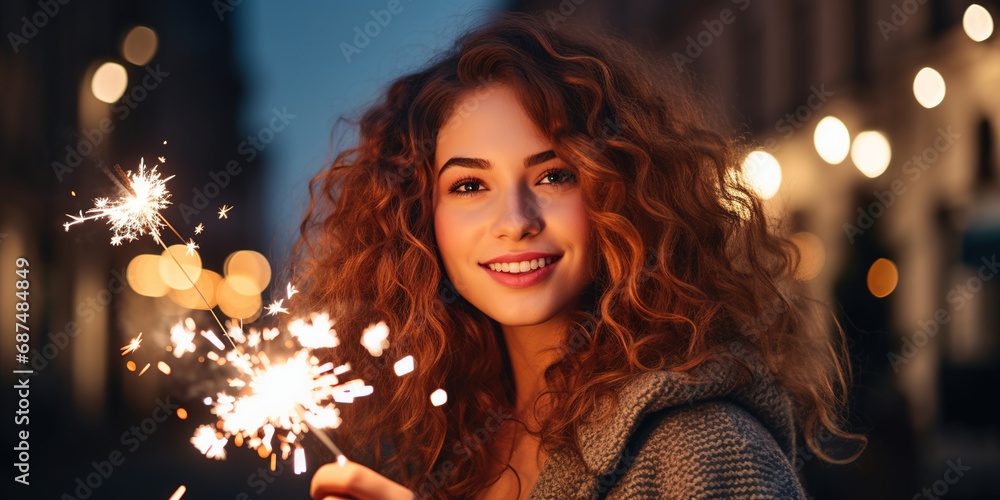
[302,418,347,466]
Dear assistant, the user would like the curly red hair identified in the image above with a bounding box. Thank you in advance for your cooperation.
[291,10,865,498]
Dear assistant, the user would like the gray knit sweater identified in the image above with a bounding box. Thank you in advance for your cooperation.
[525,362,808,499]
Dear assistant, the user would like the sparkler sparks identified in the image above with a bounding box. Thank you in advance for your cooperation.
[121,332,143,356]
[186,238,199,256]
[63,158,174,244]
[265,299,288,316]
[194,223,204,235]
[286,283,299,300]
[218,205,232,219]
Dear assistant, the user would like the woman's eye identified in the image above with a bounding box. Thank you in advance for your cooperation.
[447,169,576,197]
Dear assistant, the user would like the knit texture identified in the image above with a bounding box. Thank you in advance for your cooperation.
[526,359,807,499]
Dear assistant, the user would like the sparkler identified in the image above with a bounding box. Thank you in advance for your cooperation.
[64,157,421,478]
[64,159,234,347]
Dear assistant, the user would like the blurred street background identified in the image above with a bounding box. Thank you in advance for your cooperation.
[2,1,998,498]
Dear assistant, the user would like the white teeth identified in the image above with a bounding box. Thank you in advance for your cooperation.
[487,257,556,273]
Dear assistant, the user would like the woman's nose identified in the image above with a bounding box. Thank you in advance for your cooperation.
[492,184,544,240]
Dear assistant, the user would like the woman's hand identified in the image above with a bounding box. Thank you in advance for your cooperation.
[310,459,416,500]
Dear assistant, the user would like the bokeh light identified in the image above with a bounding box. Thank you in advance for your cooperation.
[867,258,899,298]
[789,232,826,280]
[168,270,222,310]
[217,277,263,321]
[740,151,782,199]
[430,389,448,407]
[90,62,128,103]
[224,250,272,295]
[913,67,946,109]
[851,131,892,178]
[127,254,170,297]
[814,116,851,165]
[963,4,994,42]
[160,244,203,290]
[122,26,158,65]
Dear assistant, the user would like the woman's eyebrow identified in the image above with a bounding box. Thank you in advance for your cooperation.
[437,150,557,178]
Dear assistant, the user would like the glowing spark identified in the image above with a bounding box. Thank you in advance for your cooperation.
[218,205,232,219]
[337,455,348,466]
[163,140,168,144]
[191,425,228,460]
[361,321,390,357]
[168,485,186,500]
[71,191,76,196]
[393,355,414,376]
[194,223,204,235]
[288,313,338,349]
[120,332,143,356]
[138,363,151,376]
[158,361,172,375]
[294,447,306,474]
[158,156,166,163]
[186,238,199,256]
[286,283,299,300]
[170,320,197,358]
[63,158,173,244]
[200,330,226,351]
[430,389,448,407]
[265,299,288,316]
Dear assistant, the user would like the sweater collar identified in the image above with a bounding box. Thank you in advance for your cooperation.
[574,350,798,476]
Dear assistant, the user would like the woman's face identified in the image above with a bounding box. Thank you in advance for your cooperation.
[433,84,595,329]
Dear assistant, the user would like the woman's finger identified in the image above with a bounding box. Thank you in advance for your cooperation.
[310,460,415,500]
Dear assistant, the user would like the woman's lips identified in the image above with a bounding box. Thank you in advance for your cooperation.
[480,256,561,289]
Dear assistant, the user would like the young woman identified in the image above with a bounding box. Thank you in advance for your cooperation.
[296,11,865,500]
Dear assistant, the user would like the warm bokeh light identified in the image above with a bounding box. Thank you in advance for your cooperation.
[177,408,188,420]
[851,131,892,178]
[789,232,826,280]
[224,250,272,295]
[740,151,782,199]
[867,258,899,298]
[160,244,203,290]
[963,4,994,42]
[122,26,158,65]
[168,269,222,310]
[430,389,448,407]
[394,355,415,376]
[217,277,263,321]
[91,62,128,103]
[127,253,170,297]
[813,116,851,164]
[913,67,946,108]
